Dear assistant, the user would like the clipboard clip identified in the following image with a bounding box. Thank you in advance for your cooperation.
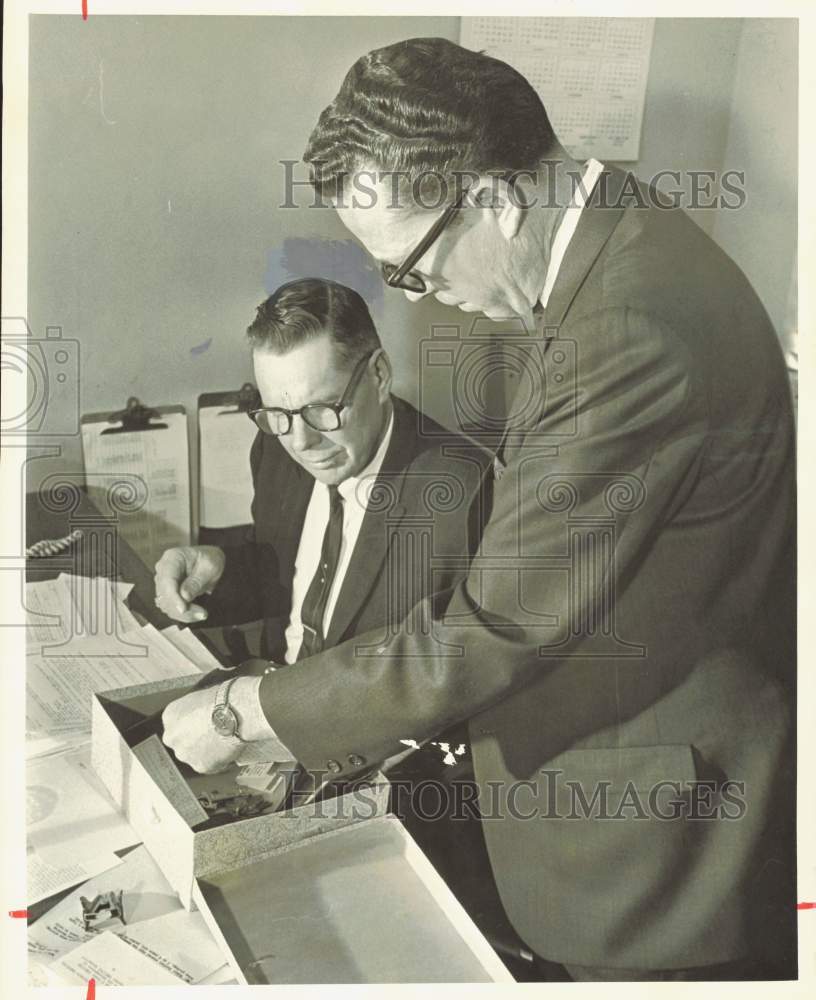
[102,396,169,434]
[218,383,261,415]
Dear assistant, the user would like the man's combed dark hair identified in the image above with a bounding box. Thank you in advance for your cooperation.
[303,37,558,204]
[247,278,380,366]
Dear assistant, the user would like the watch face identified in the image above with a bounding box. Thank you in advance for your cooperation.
[211,704,239,738]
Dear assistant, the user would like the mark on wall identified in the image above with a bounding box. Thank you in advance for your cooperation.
[265,238,384,310]
[190,338,212,357]
[82,59,116,125]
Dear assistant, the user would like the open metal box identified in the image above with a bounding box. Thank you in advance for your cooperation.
[91,674,512,982]
[91,674,390,909]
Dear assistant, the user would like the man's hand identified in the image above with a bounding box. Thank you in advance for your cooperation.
[153,545,226,622]
[162,675,284,774]
[161,685,242,774]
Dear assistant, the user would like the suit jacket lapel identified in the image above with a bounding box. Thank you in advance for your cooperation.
[268,443,313,592]
[324,398,414,647]
[543,166,629,329]
[496,169,632,468]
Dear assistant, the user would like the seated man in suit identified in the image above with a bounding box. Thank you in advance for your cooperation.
[155,277,489,666]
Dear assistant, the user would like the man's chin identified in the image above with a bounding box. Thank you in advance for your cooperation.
[308,464,348,486]
[457,301,525,322]
[483,307,528,322]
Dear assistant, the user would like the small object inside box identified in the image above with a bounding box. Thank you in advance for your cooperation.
[106,682,369,833]
[197,789,273,822]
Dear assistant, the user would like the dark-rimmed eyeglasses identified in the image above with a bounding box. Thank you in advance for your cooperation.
[248,350,376,436]
[381,187,470,294]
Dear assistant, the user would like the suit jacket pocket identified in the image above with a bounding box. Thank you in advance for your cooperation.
[543,743,698,817]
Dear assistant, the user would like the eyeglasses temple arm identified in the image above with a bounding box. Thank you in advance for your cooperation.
[387,190,468,286]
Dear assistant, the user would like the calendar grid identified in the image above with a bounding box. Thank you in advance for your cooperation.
[460,17,655,162]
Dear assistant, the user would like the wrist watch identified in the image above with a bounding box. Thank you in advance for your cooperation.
[211,678,247,742]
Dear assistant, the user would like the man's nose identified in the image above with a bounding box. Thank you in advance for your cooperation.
[289,415,321,451]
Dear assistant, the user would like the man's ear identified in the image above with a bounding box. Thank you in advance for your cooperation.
[466,176,525,242]
[372,348,393,400]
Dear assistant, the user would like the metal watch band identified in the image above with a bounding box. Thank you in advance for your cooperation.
[211,678,247,742]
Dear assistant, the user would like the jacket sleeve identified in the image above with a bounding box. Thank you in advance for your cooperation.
[259,309,709,775]
[197,432,267,626]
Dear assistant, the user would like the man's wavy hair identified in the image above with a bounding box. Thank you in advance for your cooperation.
[303,37,558,209]
[247,278,380,367]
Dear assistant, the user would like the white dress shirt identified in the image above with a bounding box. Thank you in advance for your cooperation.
[283,409,395,664]
[539,158,604,309]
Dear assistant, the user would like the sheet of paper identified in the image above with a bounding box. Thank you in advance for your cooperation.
[161,625,225,672]
[47,575,147,656]
[59,573,142,635]
[25,577,79,652]
[114,909,226,984]
[197,964,239,986]
[49,930,184,986]
[139,622,204,673]
[199,405,257,528]
[82,409,191,570]
[28,845,182,963]
[26,643,197,738]
[132,735,209,826]
[28,846,123,906]
[28,957,55,986]
[27,575,145,662]
[27,747,139,859]
[26,733,88,759]
[460,17,655,161]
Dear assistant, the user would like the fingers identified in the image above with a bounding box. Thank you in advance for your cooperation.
[154,547,209,622]
[178,546,224,606]
[179,572,207,603]
[154,548,193,619]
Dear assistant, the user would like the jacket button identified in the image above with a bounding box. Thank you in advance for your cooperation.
[326,759,342,773]
[347,754,365,767]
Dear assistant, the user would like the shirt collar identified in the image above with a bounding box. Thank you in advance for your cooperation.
[538,158,604,311]
[336,406,395,507]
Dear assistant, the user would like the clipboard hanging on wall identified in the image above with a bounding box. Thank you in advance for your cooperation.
[198,383,261,532]
[81,397,191,570]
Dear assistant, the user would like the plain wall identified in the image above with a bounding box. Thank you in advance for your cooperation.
[626,18,743,237]
[26,15,798,531]
[711,18,798,342]
[27,14,464,524]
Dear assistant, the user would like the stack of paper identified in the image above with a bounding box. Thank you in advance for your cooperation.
[24,572,223,901]
[25,574,210,759]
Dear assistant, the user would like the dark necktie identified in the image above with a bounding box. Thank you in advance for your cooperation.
[296,485,344,660]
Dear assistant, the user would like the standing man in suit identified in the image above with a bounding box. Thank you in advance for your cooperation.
[161,40,796,981]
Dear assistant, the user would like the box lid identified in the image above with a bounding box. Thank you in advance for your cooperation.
[193,814,512,984]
